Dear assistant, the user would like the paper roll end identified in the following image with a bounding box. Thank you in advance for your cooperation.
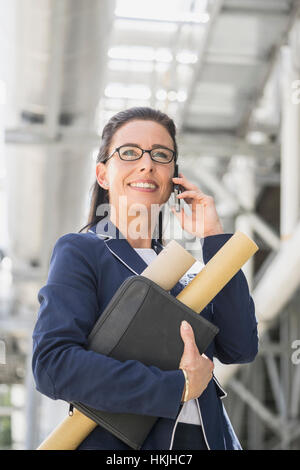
[233,230,259,254]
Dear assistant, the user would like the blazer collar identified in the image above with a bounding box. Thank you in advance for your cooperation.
[88,217,164,276]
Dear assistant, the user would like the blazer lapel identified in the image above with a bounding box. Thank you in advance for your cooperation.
[88,217,183,295]
[88,218,164,276]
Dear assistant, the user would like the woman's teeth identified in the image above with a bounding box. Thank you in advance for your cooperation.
[129,182,156,189]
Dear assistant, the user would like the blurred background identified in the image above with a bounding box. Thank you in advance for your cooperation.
[1,0,300,450]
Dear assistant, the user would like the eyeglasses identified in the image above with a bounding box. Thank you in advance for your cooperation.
[105,145,176,164]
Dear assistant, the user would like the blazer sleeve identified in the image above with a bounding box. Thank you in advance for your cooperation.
[32,233,185,419]
[201,233,259,364]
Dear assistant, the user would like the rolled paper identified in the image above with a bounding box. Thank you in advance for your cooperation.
[141,239,196,291]
[37,240,196,450]
[37,408,98,450]
[38,231,258,450]
[176,231,259,313]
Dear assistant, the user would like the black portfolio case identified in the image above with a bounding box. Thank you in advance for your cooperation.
[72,275,219,450]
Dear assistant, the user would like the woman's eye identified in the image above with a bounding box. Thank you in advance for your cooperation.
[121,148,139,157]
[153,151,169,160]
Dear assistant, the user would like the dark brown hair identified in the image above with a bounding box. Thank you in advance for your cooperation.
[78,107,178,240]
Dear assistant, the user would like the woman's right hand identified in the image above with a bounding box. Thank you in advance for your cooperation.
[179,321,214,402]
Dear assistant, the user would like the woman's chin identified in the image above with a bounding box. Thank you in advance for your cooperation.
[132,196,171,211]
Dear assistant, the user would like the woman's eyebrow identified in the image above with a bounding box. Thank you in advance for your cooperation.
[120,142,172,149]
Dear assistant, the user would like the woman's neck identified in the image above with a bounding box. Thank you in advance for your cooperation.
[129,238,152,249]
[109,212,155,249]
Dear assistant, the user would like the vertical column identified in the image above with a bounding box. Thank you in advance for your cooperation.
[230,155,256,291]
[44,0,65,140]
[24,343,42,449]
[0,80,7,248]
[280,33,300,240]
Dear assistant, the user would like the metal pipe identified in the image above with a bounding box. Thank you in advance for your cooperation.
[229,378,281,433]
[232,155,256,290]
[215,219,300,386]
[249,213,281,251]
[280,45,300,240]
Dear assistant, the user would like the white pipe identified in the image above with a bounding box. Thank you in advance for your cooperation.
[249,213,281,251]
[253,221,300,325]
[192,163,239,212]
[235,213,254,291]
[230,155,256,212]
[280,46,300,239]
[232,155,256,290]
[44,0,65,140]
[215,220,300,386]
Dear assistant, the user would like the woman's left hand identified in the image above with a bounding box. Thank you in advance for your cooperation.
[171,172,224,238]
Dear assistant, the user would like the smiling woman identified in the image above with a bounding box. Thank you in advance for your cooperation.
[79,107,179,247]
[32,106,258,451]
[97,120,176,248]
[79,107,225,244]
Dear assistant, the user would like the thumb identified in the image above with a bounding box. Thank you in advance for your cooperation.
[180,321,197,357]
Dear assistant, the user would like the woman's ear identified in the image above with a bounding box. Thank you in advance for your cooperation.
[96,162,109,189]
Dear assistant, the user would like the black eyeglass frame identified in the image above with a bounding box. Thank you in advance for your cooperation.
[105,145,177,164]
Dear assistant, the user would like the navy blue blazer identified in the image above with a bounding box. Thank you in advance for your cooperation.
[32,218,258,450]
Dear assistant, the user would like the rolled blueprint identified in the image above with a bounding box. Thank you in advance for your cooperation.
[37,231,258,450]
[176,231,259,313]
[37,239,196,450]
[37,408,99,451]
[141,239,196,291]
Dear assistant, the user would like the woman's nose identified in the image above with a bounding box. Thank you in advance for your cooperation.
[138,151,154,171]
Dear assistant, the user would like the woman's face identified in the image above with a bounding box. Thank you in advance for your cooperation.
[96,120,175,214]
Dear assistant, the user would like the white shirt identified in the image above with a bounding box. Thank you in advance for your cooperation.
[134,247,202,426]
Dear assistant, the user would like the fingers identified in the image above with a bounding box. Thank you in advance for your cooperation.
[176,190,205,200]
[202,353,215,375]
[179,321,214,371]
[179,321,215,399]
[172,174,205,195]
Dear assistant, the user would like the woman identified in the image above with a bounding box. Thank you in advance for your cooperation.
[32,107,258,450]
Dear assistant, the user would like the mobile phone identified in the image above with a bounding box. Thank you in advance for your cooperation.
[173,163,181,212]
